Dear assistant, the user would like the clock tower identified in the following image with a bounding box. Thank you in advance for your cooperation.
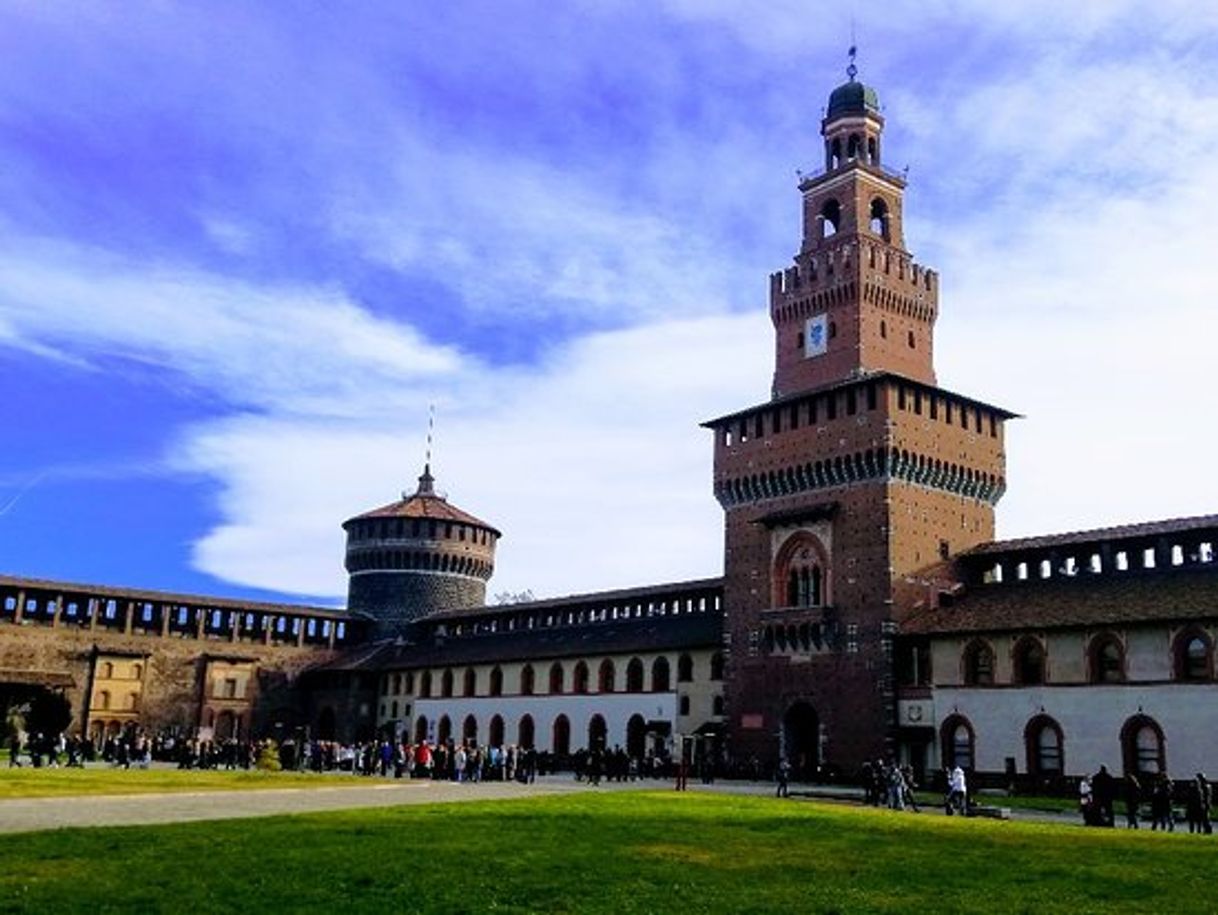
[704,63,1015,776]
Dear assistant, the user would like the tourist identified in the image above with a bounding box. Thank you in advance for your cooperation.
[7,733,21,768]
[1150,774,1174,832]
[775,756,790,798]
[946,764,967,816]
[1091,765,1116,827]
[1123,773,1141,829]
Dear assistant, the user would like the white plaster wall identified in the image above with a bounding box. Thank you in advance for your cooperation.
[410,692,677,751]
[934,684,1218,777]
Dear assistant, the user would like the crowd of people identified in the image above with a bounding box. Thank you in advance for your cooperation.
[1080,765,1213,832]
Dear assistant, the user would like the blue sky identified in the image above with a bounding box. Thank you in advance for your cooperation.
[2,1,1217,605]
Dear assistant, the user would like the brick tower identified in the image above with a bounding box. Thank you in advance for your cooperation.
[704,64,1014,776]
[343,465,499,638]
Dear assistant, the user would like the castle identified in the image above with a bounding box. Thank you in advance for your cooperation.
[3,67,1216,786]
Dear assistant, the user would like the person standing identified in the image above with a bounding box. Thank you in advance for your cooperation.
[947,764,967,816]
[1124,773,1141,829]
[1194,773,1212,835]
[775,757,790,798]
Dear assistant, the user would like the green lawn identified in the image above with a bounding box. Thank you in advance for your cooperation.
[0,766,366,798]
[0,791,1211,913]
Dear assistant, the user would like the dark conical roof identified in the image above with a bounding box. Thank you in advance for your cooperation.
[827,79,880,119]
[343,464,500,535]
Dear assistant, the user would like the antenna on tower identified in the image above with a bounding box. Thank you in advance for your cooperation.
[847,16,859,82]
[409,404,438,498]
[426,403,435,471]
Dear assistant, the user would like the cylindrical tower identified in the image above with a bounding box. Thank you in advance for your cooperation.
[343,465,499,637]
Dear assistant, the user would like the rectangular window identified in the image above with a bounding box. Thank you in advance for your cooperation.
[866,384,877,410]
[772,409,781,434]
[846,389,857,415]
[898,387,907,410]
[914,391,922,415]
[754,414,764,439]
[810,398,819,423]
[945,401,953,424]
[930,397,938,420]
[826,395,837,420]
[790,404,799,430]
[989,414,998,438]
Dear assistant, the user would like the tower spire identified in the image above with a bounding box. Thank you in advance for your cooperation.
[411,405,437,497]
[846,33,858,82]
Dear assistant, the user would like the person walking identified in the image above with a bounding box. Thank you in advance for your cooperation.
[775,757,790,798]
[946,764,967,816]
[1124,773,1141,829]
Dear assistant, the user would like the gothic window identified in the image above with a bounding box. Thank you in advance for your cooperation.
[598,659,615,692]
[963,640,995,686]
[548,662,564,695]
[775,533,829,610]
[520,664,535,696]
[626,658,644,692]
[1088,634,1125,684]
[463,667,477,697]
[573,661,589,695]
[1012,637,1045,685]
[489,666,503,697]
[441,668,454,698]
[419,671,432,698]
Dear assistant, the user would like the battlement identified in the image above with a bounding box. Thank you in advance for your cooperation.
[769,239,937,313]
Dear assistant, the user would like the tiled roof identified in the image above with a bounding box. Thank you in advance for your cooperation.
[902,565,1218,635]
[0,573,356,620]
[327,612,724,672]
[962,514,1218,558]
[346,493,499,534]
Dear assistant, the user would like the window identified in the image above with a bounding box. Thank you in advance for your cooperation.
[520,664,535,696]
[677,654,693,683]
[463,667,477,698]
[1013,637,1045,686]
[598,659,616,692]
[941,715,975,770]
[1174,630,1211,681]
[709,652,725,681]
[489,666,503,697]
[963,640,995,686]
[441,669,454,698]
[626,658,644,692]
[1088,634,1125,684]
[1121,715,1165,775]
[573,661,589,695]
[548,662,564,695]
[100,662,114,679]
[420,671,432,698]
[712,695,725,716]
[651,656,670,692]
[1025,715,1063,775]
[678,696,690,716]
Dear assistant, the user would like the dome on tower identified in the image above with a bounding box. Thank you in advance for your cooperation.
[344,464,500,535]
[826,79,879,120]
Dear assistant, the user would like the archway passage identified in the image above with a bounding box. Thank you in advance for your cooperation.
[0,681,71,739]
[782,702,819,781]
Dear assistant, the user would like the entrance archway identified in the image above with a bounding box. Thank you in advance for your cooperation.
[782,702,820,781]
[588,714,607,752]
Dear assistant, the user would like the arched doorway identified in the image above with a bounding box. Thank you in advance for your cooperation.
[414,715,429,744]
[215,710,237,741]
[553,714,570,756]
[489,714,505,747]
[438,715,452,745]
[588,714,607,752]
[518,714,535,750]
[782,702,819,781]
[626,714,646,759]
[463,714,478,746]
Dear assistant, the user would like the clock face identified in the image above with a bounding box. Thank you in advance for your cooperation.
[805,314,828,358]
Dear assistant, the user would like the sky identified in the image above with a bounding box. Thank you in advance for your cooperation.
[2,1,1217,607]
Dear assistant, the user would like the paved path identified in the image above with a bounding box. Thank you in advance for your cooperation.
[0,775,1082,834]
[0,779,586,835]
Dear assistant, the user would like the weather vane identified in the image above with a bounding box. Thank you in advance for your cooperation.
[847,19,858,81]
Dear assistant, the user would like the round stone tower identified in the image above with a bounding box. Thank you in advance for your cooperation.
[343,465,499,637]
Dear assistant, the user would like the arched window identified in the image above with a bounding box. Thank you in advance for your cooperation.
[588,714,607,751]
[712,695,725,716]
[963,639,995,686]
[598,659,615,693]
[520,664,535,696]
[773,532,830,609]
[940,715,975,770]
[1012,637,1045,685]
[437,715,452,745]
[1024,715,1064,775]
[1089,634,1125,683]
[463,668,477,698]
[441,668,454,698]
[131,663,143,680]
[869,197,889,241]
[1174,629,1212,681]
[677,654,694,683]
[549,662,564,695]
[489,714,504,747]
[1121,715,1165,775]
[710,652,725,681]
[101,662,113,679]
[489,666,503,696]
[419,671,432,698]
[651,656,671,692]
[820,199,841,238]
[463,714,478,744]
[626,658,644,692]
[552,714,570,755]
[98,690,111,710]
[414,715,428,744]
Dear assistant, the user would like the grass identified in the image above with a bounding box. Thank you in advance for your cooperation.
[912,790,1079,814]
[0,765,369,799]
[0,791,1212,913]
